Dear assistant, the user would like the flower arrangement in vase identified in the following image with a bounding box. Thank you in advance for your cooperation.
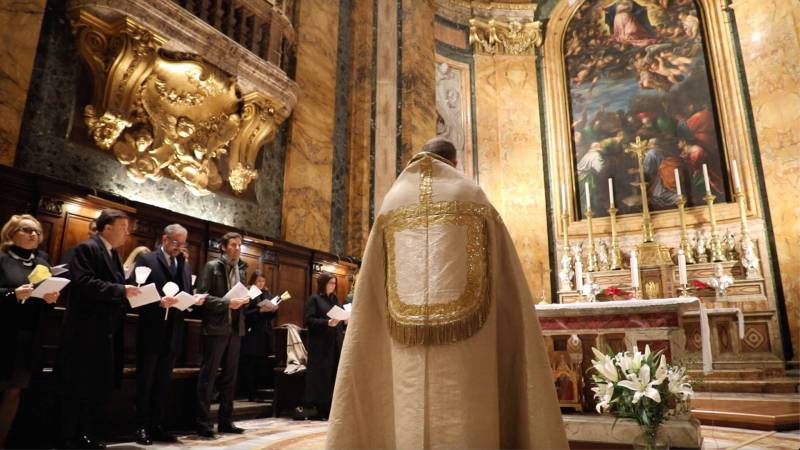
[590,346,694,450]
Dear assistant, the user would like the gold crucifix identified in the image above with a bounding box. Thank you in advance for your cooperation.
[625,136,655,243]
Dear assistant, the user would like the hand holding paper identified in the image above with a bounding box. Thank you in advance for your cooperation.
[128,283,161,308]
[326,305,350,321]
[30,277,70,300]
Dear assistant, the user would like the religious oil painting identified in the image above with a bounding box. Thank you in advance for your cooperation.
[565,0,728,219]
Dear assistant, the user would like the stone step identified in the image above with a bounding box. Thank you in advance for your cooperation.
[688,368,766,381]
[691,395,800,431]
[693,378,799,394]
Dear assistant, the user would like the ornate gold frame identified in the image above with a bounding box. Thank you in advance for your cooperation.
[542,0,760,239]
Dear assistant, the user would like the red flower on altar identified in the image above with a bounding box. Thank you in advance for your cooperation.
[691,279,710,290]
[605,287,624,296]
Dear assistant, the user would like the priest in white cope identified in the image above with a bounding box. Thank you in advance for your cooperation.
[326,138,568,449]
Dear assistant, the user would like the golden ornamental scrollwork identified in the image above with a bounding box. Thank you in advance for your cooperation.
[468,17,542,55]
[70,10,290,195]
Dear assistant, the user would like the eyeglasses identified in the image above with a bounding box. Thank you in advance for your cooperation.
[17,227,41,236]
[169,240,188,248]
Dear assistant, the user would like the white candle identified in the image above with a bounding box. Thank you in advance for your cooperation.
[585,182,591,210]
[561,183,567,212]
[674,168,682,197]
[702,163,711,193]
[732,159,741,192]
[608,178,615,207]
[630,250,639,288]
[678,249,687,285]
[575,260,584,291]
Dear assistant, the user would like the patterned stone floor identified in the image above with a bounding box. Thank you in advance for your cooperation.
[103,418,800,449]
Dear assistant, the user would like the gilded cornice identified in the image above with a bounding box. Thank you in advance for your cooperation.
[69,6,294,195]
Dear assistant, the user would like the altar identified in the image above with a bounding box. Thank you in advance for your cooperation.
[535,297,710,412]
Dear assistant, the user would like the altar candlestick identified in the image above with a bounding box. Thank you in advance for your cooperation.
[732,159,741,192]
[585,182,591,209]
[608,178,615,207]
[702,163,711,193]
[678,249,688,285]
[630,250,639,288]
[561,183,567,212]
[674,168,682,197]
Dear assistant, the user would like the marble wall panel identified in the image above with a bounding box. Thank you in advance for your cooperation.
[733,0,800,360]
[399,0,437,168]
[373,0,398,214]
[344,0,375,258]
[281,0,340,251]
[475,54,552,301]
[0,0,46,166]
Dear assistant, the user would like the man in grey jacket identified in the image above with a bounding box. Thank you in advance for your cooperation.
[195,232,249,438]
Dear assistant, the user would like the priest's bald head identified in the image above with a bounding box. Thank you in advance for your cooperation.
[421,137,457,167]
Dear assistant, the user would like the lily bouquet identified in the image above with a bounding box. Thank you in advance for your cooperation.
[590,346,693,448]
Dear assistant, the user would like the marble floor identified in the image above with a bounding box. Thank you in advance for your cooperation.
[103,418,800,450]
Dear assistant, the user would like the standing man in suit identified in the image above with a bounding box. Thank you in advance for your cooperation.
[195,232,249,438]
[131,224,195,445]
[57,209,140,449]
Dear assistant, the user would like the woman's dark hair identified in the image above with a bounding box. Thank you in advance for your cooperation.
[95,208,129,233]
[248,270,266,287]
[317,272,337,295]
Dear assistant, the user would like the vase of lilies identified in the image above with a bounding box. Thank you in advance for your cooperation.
[590,346,694,450]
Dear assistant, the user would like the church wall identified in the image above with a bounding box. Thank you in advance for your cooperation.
[399,0,438,169]
[344,0,376,258]
[280,0,341,251]
[13,0,287,239]
[0,0,47,166]
[474,54,552,302]
[733,0,800,362]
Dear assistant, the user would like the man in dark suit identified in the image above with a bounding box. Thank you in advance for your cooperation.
[131,224,196,445]
[57,209,140,449]
[195,231,249,438]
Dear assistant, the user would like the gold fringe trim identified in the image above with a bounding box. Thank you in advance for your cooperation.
[387,281,491,346]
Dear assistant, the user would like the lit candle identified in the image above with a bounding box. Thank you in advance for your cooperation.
[561,183,567,212]
[732,159,742,192]
[678,249,687,285]
[702,163,711,194]
[630,250,639,288]
[575,260,584,291]
[608,178,615,208]
[585,182,591,210]
[674,168,682,197]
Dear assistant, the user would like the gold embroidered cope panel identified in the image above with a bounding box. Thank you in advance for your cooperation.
[381,155,502,346]
[69,5,297,195]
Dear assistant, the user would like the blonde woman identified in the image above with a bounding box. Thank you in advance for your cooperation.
[0,214,59,447]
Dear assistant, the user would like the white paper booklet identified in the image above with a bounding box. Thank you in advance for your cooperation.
[50,264,69,276]
[326,305,350,321]
[248,285,262,300]
[128,283,161,308]
[30,277,71,298]
[173,291,199,311]
[223,282,249,300]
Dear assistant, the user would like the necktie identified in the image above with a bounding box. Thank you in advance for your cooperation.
[110,248,123,277]
[169,256,178,278]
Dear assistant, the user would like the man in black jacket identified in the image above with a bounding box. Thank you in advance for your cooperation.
[195,231,249,438]
[57,208,140,449]
[131,224,195,445]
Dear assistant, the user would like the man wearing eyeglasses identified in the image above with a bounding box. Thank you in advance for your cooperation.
[128,224,196,445]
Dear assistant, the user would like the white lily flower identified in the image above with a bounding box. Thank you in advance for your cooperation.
[618,364,662,404]
[655,354,668,381]
[619,349,644,374]
[592,382,615,413]
[667,368,693,399]
[591,348,620,382]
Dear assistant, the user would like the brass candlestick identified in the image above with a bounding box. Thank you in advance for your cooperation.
[676,195,695,264]
[586,209,598,272]
[735,189,761,279]
[608,206,623,270]
[625,137,655,243]
[704,192,725,262]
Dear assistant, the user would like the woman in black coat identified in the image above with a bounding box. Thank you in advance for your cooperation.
[303,272,344,420]
[240,271,278,401]
[0,215,59,447]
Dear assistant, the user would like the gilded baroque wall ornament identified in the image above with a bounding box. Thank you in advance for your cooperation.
[468,17,543,55]
[71,11,290,195]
